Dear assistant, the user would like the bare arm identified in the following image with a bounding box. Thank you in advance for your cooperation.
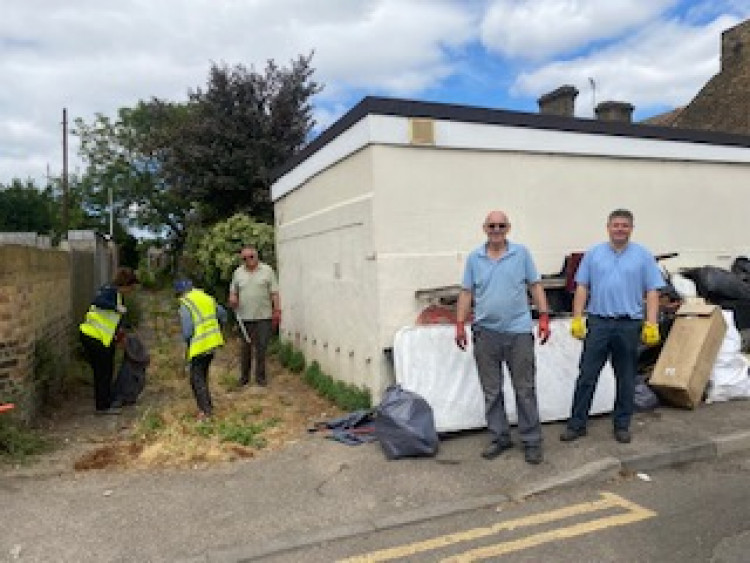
[528,282,549,314]
[456,289,472,324]
[572,284,588,317]
[645,289,659,324]
[271,292,280,312]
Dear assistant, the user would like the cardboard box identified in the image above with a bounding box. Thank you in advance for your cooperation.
[649,301,727,408]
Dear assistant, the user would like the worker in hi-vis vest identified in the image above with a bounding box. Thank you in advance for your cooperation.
[79,267,139,414]
[175,279,227,420]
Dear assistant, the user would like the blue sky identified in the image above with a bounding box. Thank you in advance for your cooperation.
[1,0,749,185]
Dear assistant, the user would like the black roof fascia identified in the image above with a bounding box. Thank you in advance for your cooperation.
[273,96,750,182]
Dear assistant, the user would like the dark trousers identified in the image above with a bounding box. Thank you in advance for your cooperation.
[80,333,115,411]
[568,316,641,432]
[190,352,214,416]
[239,319,272,384]
[472,329,542,446]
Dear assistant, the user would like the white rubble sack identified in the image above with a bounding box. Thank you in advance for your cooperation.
[707,310,750,403]
[393,319,616,433]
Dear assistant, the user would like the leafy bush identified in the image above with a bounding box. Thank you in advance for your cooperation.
[188,213,276,297]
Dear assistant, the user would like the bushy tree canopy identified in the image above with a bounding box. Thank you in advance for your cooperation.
[189,213,275,296]
[75,54,320,253]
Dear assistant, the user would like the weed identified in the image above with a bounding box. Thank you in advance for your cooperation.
[267,336,281,357]
[278,341,294,367]
[303,361,371,410]
[0,418,50,462]
[136,410,166,439]
[218,370,241,391]
[288,350,306,374]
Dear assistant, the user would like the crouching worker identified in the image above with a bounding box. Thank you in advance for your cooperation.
[79,267,139,415]
[175,279,227,420]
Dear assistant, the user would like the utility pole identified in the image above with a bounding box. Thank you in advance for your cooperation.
[588,77,597,117]
[62,108,69,238]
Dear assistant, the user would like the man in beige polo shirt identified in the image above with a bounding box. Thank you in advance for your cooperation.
[228,246,280,386]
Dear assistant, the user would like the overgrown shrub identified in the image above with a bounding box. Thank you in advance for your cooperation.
[186,213,276,297]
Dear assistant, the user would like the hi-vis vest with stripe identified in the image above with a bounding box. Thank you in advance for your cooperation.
[79,293,123,347]
[180,288,224,359]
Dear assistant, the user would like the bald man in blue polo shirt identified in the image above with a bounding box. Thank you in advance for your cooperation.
[456,210,551,465]
[561,209,664,445]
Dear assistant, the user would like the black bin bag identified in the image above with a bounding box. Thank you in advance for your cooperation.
[113,333,150,405]
[373,384,439,460]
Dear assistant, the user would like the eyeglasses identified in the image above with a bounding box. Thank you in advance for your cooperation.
[243,255,257,261]
[485,223,508,230]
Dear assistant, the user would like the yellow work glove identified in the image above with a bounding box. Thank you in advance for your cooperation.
[570,316,586,340]
[641,322,660,346]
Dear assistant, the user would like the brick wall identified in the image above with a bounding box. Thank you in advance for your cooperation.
[0,245,72,420]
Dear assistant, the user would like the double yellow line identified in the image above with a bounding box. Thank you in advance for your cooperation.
[340,491,656,562]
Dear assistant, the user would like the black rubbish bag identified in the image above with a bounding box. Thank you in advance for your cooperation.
[113,333,150,405]
[373,384,439,460]
[634,374,660,412]
[682,266,750,301]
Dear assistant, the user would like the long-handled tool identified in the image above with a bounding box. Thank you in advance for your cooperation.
[236,316,252,344]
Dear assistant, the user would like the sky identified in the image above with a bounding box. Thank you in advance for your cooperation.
[1,0,749,186]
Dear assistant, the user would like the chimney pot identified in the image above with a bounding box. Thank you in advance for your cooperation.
[537,85,579,117]
[595,101,634,123]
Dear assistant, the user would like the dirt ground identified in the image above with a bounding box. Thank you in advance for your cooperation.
[3,291,344,475]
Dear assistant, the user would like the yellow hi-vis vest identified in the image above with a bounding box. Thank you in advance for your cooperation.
[180,288,224,359]
[79,293,123,347]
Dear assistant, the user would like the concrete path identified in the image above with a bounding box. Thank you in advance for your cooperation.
[2,399,750,562]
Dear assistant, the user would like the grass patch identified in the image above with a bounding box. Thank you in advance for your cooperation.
[304,361,371,411]
[288,350,306,373]
[135,409,166,439]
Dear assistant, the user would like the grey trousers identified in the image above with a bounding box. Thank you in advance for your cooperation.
[239,319,272,384]
[472,328,542,446]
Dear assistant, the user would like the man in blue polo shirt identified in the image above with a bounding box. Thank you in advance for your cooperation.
[561,209,664,444]
[455,210,551,465]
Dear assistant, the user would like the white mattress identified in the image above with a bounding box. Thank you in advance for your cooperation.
[393,319,616,432]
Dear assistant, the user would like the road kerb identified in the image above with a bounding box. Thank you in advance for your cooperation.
[509,457,622,501]
[620,441,716,472]
[711,431,750,457]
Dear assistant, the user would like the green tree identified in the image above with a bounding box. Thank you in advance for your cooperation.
[0,179,55,233]
[74,54,320,255]
[173,55,320,224]
[75,102,194,252]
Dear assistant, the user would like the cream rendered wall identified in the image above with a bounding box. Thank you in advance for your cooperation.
[275,148,385,395]
[370,144,750,346]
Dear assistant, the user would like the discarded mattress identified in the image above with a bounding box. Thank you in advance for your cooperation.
[393,319,616,433]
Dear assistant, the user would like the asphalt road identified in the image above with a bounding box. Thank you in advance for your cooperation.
[261,453,750,562]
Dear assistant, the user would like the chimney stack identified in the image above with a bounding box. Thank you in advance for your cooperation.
[537,85,579,117]
[595,101,634,123]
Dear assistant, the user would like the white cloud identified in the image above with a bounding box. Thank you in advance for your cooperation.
[512,14,741,117]
[0,0,480,184]
[0,1,748,184]
[481,0,679,60]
